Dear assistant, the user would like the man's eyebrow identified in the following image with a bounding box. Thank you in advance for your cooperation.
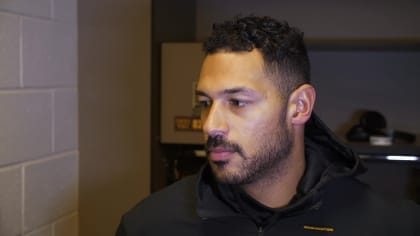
[196,87,257,97]
[195,90,208,97]
[222,87,256,95]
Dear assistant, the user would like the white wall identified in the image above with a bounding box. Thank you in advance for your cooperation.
[0,0,78,236]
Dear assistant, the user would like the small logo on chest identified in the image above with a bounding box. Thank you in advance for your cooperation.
[303,225,334,232]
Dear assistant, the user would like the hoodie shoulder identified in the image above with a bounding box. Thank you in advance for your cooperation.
[319,177,420,234]
[117,175,200,235]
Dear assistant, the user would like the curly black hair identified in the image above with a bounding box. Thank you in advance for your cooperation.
[203,15,310,99]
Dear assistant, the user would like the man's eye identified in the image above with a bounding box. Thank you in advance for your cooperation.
[198,100,211,108]
[229,99,247,107]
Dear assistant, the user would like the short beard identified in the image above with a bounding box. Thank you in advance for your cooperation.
[206,111,294,185]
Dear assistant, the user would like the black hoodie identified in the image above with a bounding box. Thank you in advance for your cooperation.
[116,114,420,236]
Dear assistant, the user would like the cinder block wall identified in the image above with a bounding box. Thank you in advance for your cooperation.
[0,1,78,236]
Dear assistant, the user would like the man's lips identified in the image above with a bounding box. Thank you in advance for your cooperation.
[208,147,236,162]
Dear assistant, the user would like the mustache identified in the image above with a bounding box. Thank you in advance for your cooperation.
[205,135,244,156]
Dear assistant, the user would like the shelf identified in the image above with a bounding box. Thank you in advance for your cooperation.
[347,142,420,162]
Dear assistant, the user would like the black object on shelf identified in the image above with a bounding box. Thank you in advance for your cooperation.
[346,110,416,144]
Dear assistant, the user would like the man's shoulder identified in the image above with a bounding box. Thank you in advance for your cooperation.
[119,175,199,231]
[127,174,198,216]
[323,176,418,208]
[116,175,203,235]
[319,176,420,231]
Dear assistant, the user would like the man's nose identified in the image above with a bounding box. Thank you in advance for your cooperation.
[202,103,228,137]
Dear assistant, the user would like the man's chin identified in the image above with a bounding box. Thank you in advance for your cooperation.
[209,163,245,185]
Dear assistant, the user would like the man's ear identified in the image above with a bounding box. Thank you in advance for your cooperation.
[287,84,316,125]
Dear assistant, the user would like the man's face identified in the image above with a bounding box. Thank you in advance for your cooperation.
[196,50,294,185]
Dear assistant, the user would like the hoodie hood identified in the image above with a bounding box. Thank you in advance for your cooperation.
[292,113,366,206]
[305,113,365,178]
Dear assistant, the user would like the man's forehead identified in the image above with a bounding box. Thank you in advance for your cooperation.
[196,50,281,98]
[201,50,264,72]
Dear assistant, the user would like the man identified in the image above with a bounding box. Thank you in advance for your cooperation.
[116,16,419,235]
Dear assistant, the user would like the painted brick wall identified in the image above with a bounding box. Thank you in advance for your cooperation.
[0,0,78,235]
